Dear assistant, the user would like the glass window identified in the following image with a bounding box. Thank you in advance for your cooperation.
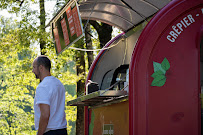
[100,70,114,90]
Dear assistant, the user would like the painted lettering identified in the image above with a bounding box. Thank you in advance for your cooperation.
[68,16,72,21]
[167,35,175,42]
[170,31,178,39]
[69,19,73,24]
[172,25,181,35]
[180,20,187,28]
[183,17,190,26]
[176,23,183,31]
[187,14,195,23]
[167,14,196,43]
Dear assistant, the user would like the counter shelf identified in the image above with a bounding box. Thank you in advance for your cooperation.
[67,90,128,108]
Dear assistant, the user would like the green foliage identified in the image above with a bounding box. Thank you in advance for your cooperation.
[0,4,78,135]
[0,30,78,135]
[0,0,116,134]
[0,0,36,14]
[0,26,37,134]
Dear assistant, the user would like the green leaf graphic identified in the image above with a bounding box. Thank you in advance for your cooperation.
[151,74,166,87]
[151,57,170,87]
[161,58,170,71]
[151,70,165,78]
[153,62,166,74]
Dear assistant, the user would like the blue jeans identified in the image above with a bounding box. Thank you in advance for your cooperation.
[43,128,67,135]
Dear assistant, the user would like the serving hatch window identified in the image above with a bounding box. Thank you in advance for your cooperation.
[100,70,114,90]
[100,65,129,91]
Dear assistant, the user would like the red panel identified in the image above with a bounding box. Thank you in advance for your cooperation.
[72,6,82,37]
[129,0,203,135]
[60,18,70,46]
[53,27,61,53]
[66,6,76,36]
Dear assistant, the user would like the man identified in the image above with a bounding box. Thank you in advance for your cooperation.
[32,55,67,135]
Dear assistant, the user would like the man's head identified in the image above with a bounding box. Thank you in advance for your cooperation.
[32,55,51,80]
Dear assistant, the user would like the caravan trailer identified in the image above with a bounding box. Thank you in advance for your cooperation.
[67,0,203,134]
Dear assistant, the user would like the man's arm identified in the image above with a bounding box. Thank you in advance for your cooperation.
[37,104,50,135]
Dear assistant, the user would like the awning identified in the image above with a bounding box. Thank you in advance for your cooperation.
[79,0,172,31]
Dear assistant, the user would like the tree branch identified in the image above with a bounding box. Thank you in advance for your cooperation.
[89,20,100,32]
[19,0,24,7]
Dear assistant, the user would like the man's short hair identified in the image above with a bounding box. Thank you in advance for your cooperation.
[36,55,51,71]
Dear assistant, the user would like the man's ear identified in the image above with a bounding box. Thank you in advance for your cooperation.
[39,65,43,71]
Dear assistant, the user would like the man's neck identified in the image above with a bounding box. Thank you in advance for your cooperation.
[40,73,51,82]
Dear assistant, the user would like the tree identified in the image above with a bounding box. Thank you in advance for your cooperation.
[0,1,78,134]
[0,23,37,134]
[89,20,113,48]
[0,1,114,135]
[39,0,46,54]
[84,22,94,69]
[72,20,113,135]
[74,38,86,135]
[0,19,79,134]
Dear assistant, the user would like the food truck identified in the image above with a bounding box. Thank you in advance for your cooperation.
[51,0,203,134]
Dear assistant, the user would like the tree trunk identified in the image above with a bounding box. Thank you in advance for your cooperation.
[75,21,112,135]
[84,22,94,69]
[75,39,85,135]
[39,0,46,55]
[89,20,113,48]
